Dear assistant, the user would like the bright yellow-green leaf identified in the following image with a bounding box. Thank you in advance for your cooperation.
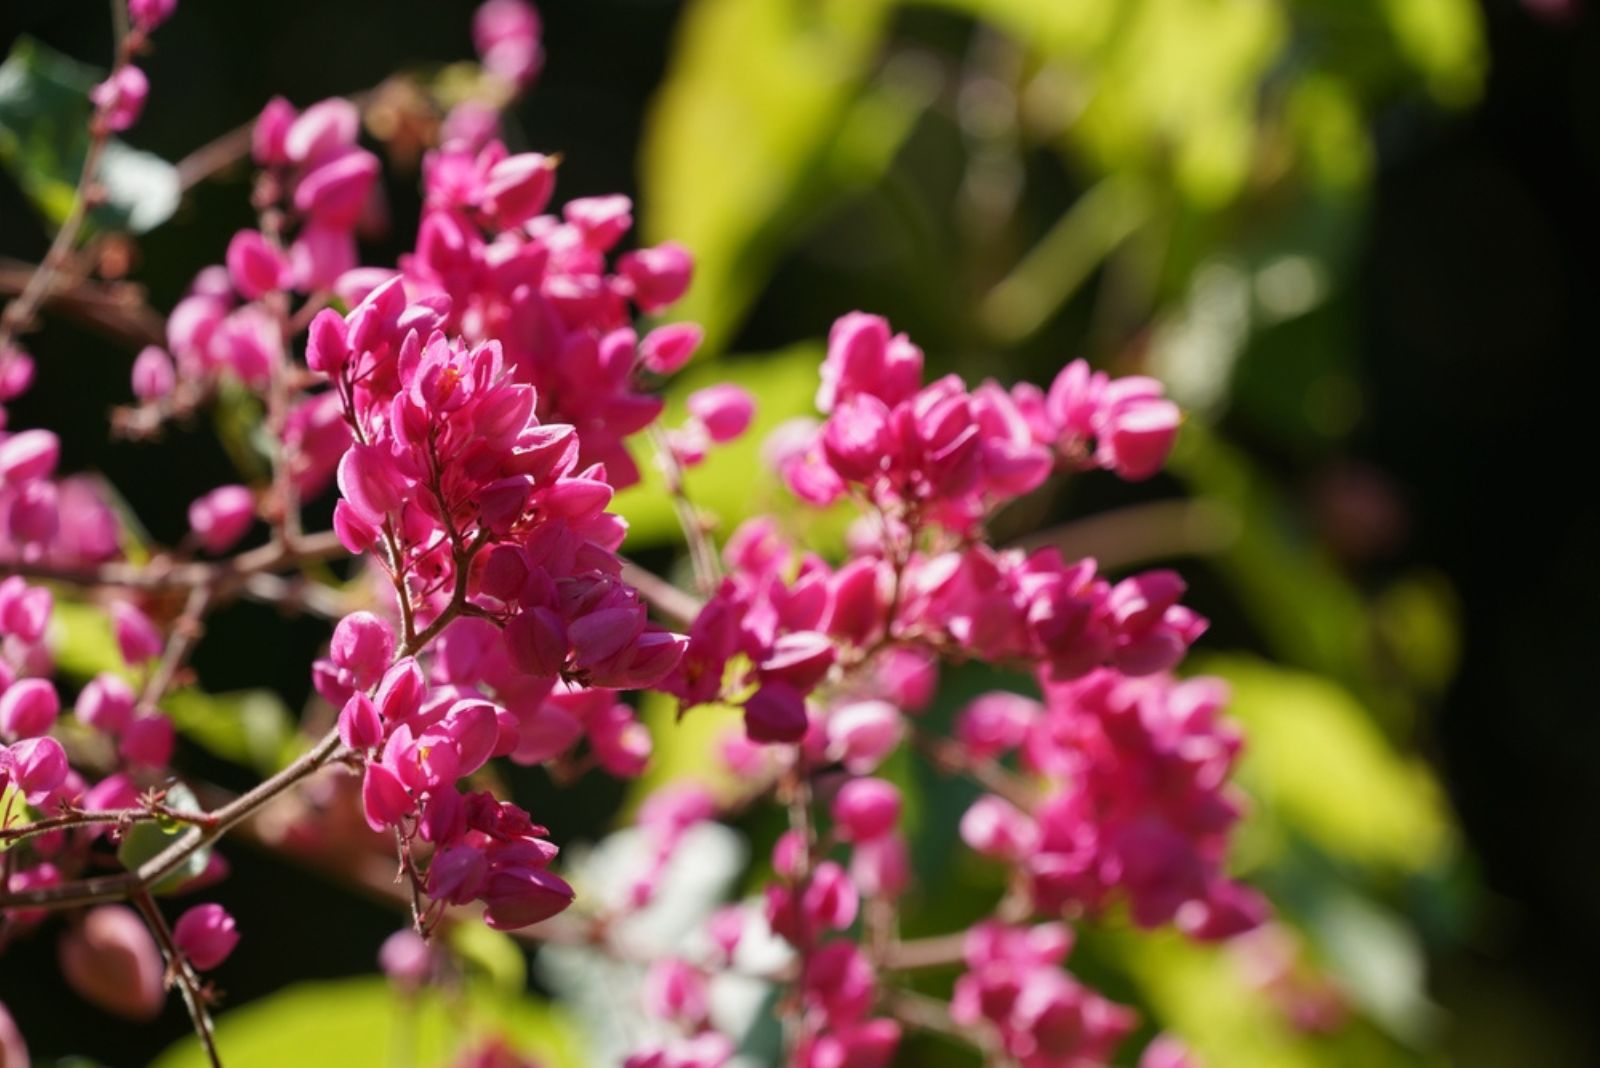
[625,689,747,820]
[1195,653,1453,872]
[151,978,584,1068]
[448,921,528,994]
[49,598,126,681]
[162,688,300,775]
[641,0,896,352]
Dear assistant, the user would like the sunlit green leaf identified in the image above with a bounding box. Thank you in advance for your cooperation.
[162,688,299,776]
[447,921,528,995]
[1195,653,1453,872]
[0,37,180,234]
[150,977,584,1068]
[48,598,126,681]
[116,782,209,894]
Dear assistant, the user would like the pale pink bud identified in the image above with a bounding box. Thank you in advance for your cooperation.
[130,346,176,401]
[851,833,910,900]
[0,346,36,402]
[90,66,148,133]
[643,958,709,1028]
[289,221,359,291]
[120,714,174,768]
[332,499,378,553]
[821,394,892,481]
[955,692,1039,761]
[294,151,380,229]
[58,906,164,1020]
[0,580,51,644]
[172,903,239,971]
[225,229,285,299]
[252,96,296,165]
[76,673,135,735]
[473,0,544,89]
[374,658,425,724]
[11,737,68,804]
[802,861,858,932]
[771,830,806,881]
[285,98,359,167]
[959,795,1037,861]
[831,778,901,843]
[1140,1035,1199,1068]
[639,323,702,374]
[619,242,692,311]
[337,443,406,525]
[379,929,434,990]
[0,679,58,740]
[686,384,754,444]
[331,611,395,690]
[482,153,556,229]
[6,482,56,545]
[111,601,162,664]
[827,700,902,775]
[187,484,255,554]
[338,693,383,749]
[1099,396,1180,481]
[0,429,59,487]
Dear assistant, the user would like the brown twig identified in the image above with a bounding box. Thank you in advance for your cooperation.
[133,889,225,1068]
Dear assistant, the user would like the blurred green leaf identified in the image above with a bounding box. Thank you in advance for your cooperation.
[151,977,584,1068]
[162,688,299,775]
[447,921,528,995]
[641,0,897,352]
[48,598,126,681]
[0,37,180,234]
[1195,653,1452,873]
[116,782,209,894]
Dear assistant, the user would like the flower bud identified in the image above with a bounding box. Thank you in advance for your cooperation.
[338,693,383,750]
[379,929,434,990]
[111,601,163,664]
[131,346,176,401]
[11,736,68,804]
[959,795,1038,861]
[831,778,901,843]
[76,673,135,735]
[225,229,285,299]
[619,242,692,311]
[0,679,58,740]
[127,0,177,33]
[330,611,395,690]
[120,715,174,768]
[0,429,59,487]
[90,66,147,133]
[172,903,239,970]
[639,323,702,375]
[188,484,256,555]
[686,384,754,444]
[827,700,902,775]
[58,906,164,1020]
[743,682,807,744]
[252,96,296,166]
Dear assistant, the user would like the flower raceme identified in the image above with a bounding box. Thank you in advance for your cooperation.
[0,2,1272,1065]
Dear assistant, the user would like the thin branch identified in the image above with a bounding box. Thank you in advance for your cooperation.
[647,423,722,594]
[134,889,224,1068]
[619,558,703,627]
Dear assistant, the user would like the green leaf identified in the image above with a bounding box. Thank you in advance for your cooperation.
[48,599,127,681]
[150,977,585,1068]
[115,782,209,894]
[641,0,898,353]
[1193,653,1452,873]
[447,921,528,994]
[0,37,179,234]
[162,688,300,775]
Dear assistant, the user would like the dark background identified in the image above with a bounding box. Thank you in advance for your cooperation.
[1,0,1597,1064]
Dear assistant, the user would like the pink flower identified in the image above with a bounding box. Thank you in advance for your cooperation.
[618,242,693,311]
[0,430,59,487]
[831,778,901,843]
[338,693,383,750]
[130,346,176,401]
[252,96,296,165]
[686,384,754,444]
[111,601,162,664]
[640,323,702,374]
[172,903,239,970]
[90,66,148,132]
[0,678,59,740]
[76,674,135,735]
[225,230,285,300]
[474,0,544,88]
[187,485,256,555]
[379,929,434,990]
[57,906,164,1020]
[7,736,68,804]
